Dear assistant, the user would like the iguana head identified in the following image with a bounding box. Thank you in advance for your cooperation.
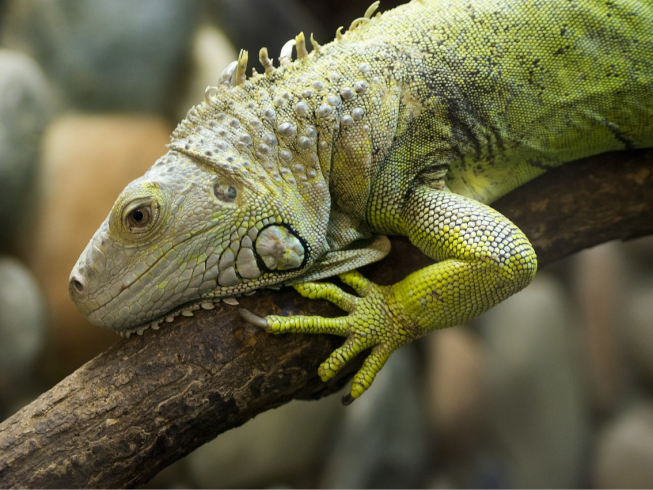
[69,64,334,333]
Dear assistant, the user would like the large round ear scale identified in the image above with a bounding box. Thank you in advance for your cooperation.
[254,224,306,272]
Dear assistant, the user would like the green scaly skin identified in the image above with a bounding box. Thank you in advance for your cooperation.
[70,0,653,404]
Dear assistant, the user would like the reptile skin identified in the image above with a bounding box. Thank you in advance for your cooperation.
[70,0,653,403]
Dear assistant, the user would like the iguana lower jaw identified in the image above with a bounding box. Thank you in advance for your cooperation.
[69,150,329,333]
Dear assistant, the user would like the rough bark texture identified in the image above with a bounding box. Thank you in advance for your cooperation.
[0,149,652,488]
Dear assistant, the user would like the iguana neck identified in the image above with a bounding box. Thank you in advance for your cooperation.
[169,40,411,248]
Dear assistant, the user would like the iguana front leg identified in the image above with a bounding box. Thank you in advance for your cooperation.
[242,186,537,404]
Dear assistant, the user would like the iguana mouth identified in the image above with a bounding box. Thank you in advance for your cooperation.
[114,290,253,338]
[70,227,218,320]
[110,226,309,335]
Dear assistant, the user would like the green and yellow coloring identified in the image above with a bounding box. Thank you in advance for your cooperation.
[70,0,653,403]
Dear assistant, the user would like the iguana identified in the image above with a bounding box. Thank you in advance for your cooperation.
[69,0,653,404]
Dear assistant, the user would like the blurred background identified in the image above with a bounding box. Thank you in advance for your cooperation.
[1,0,653,487]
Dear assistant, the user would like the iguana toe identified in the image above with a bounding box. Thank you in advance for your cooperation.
[247,271,415,403]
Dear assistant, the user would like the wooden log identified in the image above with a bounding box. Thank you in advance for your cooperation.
[0,149,651,488]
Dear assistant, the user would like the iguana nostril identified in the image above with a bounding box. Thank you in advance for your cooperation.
[70,274,85,294]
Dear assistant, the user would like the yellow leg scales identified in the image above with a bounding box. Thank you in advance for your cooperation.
[265,271,415,404]
[244,186,537,404]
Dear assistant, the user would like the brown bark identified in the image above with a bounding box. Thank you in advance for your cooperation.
[0,149,651,488]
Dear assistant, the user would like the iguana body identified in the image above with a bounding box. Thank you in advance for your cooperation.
[70,0,653,403]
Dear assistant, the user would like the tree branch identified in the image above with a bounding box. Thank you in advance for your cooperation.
[0,149,651,488]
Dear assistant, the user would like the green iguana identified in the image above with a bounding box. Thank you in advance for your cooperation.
[69,0,653,404]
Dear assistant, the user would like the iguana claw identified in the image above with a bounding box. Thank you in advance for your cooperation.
[341,393,355,406]
[239,308,270,329]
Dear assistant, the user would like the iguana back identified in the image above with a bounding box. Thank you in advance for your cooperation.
[353,0,653,204]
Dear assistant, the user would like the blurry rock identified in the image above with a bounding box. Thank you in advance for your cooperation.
[0,257,47,390]
[0,50,52,247]
[319,346,430,489]
[2,0,196,115]
[177,24,237,122]
[624,282,653,385]
[427,473,458,489]
[574,242,629,413]
[142,453,194,490]
[425,326,489,450]
[21,115,171,379]
[480,272,589,488]
[622,235,653,272]
[185,395,343,488]
[593,402,653,489]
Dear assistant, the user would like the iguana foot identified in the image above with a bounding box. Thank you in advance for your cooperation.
[241,271,417,404]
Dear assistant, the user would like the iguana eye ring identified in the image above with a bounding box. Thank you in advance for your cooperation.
[214,183,237,202]
[111,189,165,245]
[125,205,152,231]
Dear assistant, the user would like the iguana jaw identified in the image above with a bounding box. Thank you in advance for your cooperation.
[69,150,329,333]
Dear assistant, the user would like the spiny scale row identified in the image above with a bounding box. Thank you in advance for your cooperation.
[205,0,381,96]
[117,293,250,338]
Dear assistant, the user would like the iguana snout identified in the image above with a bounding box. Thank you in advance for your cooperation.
[69,149,328,335]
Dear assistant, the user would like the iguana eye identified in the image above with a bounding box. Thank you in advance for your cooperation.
[110,185,165,244]
[214,183,237,202]
[125,205,152,231]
